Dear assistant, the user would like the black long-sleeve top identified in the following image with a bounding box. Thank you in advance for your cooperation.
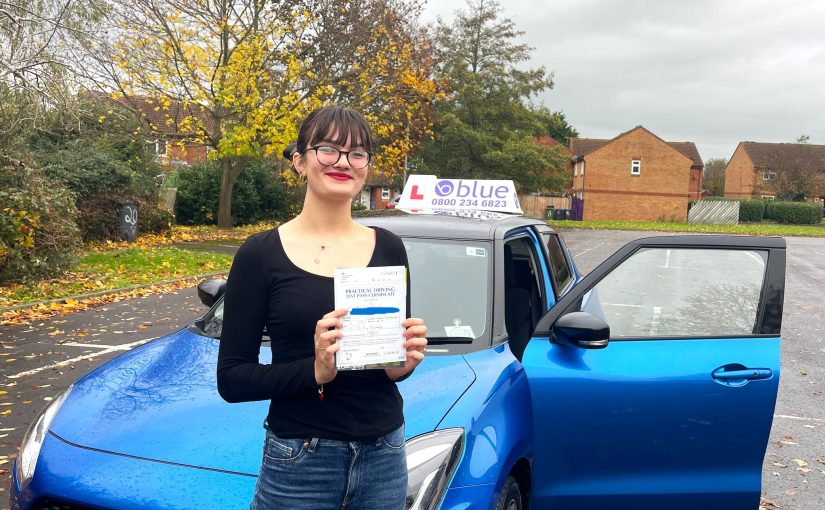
[216,226,410,441]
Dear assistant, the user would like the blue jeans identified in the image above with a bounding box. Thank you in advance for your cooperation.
[250,424,407,510]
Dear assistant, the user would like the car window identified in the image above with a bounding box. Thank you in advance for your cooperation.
[544,234,572,297]
[205,239,492,347]
[404,238,491,342]
[577,247,767,338]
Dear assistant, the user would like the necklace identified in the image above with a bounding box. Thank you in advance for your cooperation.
[295,217,355,264]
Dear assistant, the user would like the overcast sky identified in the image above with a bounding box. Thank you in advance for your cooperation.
[421,0,825,162]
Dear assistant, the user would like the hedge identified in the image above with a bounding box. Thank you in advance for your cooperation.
[738,199,766,222]
[0,157,81,284]
[765,201,823,224]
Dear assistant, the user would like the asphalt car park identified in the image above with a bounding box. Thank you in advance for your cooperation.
[2,227,824,509]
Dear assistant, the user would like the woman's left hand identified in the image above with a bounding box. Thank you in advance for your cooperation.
[385,317,428,381]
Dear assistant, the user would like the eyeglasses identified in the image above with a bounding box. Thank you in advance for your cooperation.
[308,145,372,169]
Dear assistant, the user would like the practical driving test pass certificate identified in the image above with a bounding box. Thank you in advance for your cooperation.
[334,266,407,370]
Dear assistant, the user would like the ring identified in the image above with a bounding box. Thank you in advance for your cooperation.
[316,342,326,351]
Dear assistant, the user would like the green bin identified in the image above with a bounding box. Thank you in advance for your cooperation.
[544,206,555,220]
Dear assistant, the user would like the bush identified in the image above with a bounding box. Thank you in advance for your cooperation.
[765,201,823,224]
[0,157,81,284]
[169,160,302,225]
[140,204,176,235]
[737,199,766,222]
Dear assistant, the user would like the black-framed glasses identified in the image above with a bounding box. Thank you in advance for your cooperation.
[308,145,372,169]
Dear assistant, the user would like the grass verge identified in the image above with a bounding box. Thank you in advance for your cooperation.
[0,246,234,308]
[548,220,825,237]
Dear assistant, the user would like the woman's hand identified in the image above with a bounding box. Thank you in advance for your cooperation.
[385,317,428,382]
[314,309,348,385]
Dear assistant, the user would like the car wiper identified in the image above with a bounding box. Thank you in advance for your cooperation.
[427,336,474,345]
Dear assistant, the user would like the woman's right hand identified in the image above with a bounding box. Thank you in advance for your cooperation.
[314,309,348,385]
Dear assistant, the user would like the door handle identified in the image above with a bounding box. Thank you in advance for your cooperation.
[711,365,773,386]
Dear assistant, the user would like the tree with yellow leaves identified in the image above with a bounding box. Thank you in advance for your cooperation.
[76,0,436,227]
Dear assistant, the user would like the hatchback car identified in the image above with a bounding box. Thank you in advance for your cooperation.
[11,213,785,510]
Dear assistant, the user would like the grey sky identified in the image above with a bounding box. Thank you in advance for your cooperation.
[421,0,825,162]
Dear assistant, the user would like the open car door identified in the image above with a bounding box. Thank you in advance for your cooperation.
[522,235,785,510]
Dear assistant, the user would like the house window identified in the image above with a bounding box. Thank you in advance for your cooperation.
[381,187,390,200]
[631,160,641,175]
[581,161,584,175]
[573,162,577,177]
[155,139,168,157]
[762,167,776,180]
[761,195,775,200]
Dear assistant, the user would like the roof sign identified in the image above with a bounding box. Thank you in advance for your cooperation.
[396,175,522,216]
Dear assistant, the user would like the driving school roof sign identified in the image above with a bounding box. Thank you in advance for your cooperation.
[396,175,522,215]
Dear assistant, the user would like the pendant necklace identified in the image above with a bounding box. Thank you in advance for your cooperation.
[295,217,355,264]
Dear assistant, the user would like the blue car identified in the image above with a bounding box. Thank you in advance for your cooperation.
[11,213,785,510]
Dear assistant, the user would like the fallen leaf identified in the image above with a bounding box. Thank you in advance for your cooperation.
[784,488,797,496]
[798,467,813,474]
[773,462,787,468]
[793,459,808,467]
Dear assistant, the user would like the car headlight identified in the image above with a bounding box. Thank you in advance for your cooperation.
[16,385,72,489]
[405,428,464,510]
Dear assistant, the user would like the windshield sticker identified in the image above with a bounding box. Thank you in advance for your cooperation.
[444,325,475,338]
[466,247,487,257]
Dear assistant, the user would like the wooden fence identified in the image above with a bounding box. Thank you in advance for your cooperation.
[519,195,572,219]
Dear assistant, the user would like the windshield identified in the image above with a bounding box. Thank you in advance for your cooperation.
[204,237,492,353]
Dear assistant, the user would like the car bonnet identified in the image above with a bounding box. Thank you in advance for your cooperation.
[47,329,476,475]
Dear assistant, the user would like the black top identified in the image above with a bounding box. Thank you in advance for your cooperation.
[216,226,410,441]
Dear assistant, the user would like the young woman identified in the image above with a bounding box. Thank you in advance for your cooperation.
[217,105,427,510]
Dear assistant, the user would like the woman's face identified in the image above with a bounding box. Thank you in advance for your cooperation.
[294,129,370,202]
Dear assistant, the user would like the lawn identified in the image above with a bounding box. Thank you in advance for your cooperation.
[0,246,234,308]
[547,219,825,237]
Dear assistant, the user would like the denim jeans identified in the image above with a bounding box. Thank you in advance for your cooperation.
[250,424,407,510]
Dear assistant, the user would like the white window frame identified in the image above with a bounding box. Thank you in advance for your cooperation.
[581,160,585,175]
[574,161,578,176]
[761,195,775,200]
[762,167,776,180]
[155,138,168,157]
[381,187,391,200]
[631,159,641,175]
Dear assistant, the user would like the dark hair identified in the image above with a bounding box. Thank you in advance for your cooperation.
[295,105,373,156]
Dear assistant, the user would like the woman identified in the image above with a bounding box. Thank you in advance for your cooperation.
[217,105,427,510]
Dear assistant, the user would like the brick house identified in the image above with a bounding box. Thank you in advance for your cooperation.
[724,142,825,201]
[123,96,214,169]
[569,126,704,222]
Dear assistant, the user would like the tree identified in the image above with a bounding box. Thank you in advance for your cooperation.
[543,109,578,146]
[0,0,101,148]
[703,157,727,196]
[415,0,569,192]
[76,0,435,227]
[761,135,825,201]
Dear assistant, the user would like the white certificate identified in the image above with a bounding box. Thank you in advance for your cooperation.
[334,266,407,371]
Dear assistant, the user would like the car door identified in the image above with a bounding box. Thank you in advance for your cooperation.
[521,235,785,510]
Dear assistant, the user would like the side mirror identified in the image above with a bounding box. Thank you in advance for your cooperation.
[552,311,610,349]
[197,278,227,307]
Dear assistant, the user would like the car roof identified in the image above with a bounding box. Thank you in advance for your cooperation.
[357,212,550,241]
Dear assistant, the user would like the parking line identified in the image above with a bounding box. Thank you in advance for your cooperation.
[774,414,825,423]
[6,338,154,379]
[573,242,605,258]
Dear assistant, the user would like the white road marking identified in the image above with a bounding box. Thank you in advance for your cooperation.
[6,338,154,379]
[61,342,134,350]
[573,242,605,258]
[774,414,825,423]
[665,249,671,268]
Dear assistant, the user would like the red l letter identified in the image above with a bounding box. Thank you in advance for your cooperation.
[410,185,425,200]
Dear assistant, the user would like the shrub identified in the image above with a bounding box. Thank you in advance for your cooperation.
[169,160,302,225]
[140,204,176,234]
[765,201,823,224]
[0,157,81,284]
[737,199,766,222]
